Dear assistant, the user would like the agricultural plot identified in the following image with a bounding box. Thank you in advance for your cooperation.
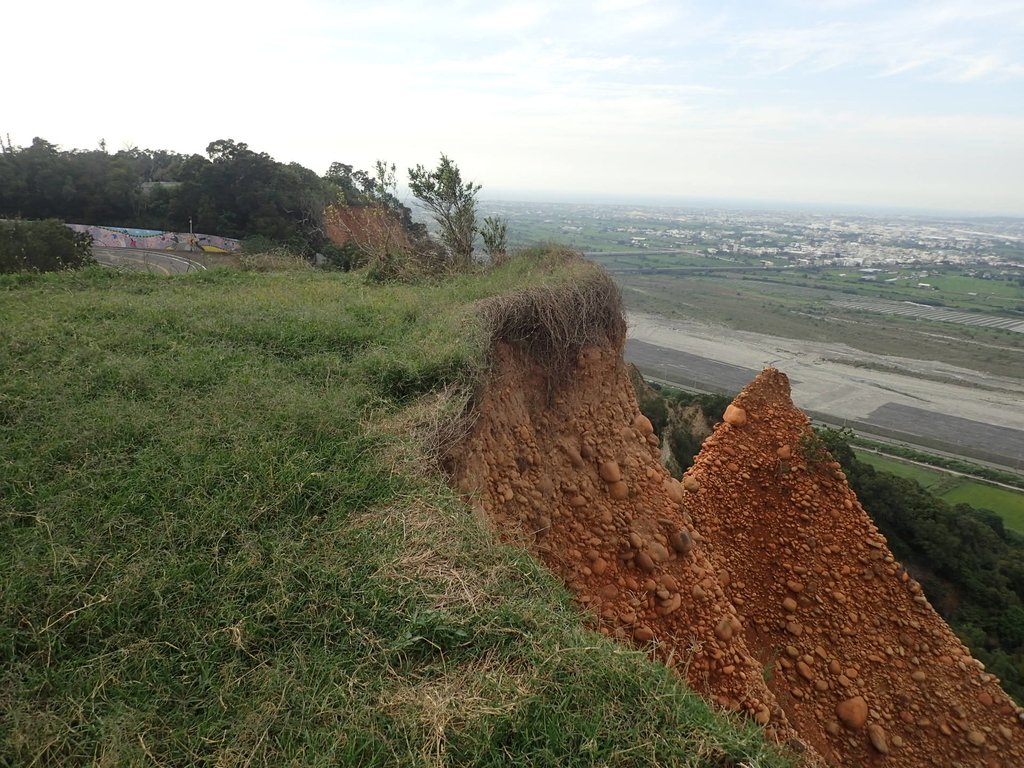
[616,272,1024,379]
[855,451,1024,534]
[833,297,1024,334]
[853,452,947,489]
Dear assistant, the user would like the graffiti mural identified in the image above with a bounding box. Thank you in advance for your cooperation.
[66,224,241,253]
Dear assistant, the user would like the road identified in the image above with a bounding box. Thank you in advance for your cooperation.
[93,247,206,275]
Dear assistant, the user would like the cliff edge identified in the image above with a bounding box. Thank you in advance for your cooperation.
[449,283,1024,766]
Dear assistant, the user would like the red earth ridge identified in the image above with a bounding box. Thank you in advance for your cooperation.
[450,339,1024,767]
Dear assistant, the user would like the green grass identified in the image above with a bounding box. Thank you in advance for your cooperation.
[731,267,1024,313]
[1,261,790,767]
[855,451,1024,534]
[854,452,947,489]
[942,483,1024,534]
[590,252,743,271]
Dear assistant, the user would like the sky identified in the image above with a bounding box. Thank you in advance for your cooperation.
[4,0,1023,215]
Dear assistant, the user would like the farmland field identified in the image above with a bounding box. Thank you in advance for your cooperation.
[855,451,1024,534]
[942,484,1024,533]
[854,451,947,489]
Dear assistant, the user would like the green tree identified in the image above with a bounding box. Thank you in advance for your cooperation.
[407,154,480,270]
[0,220,94,273]
[480,215,509,264]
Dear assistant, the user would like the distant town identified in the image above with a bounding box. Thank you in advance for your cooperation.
[477,200,1024,272]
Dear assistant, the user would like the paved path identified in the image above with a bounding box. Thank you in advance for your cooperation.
[93,247,206,275]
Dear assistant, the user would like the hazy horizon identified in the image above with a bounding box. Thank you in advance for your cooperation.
[5,1,1023,216]
[477,189,1024,220]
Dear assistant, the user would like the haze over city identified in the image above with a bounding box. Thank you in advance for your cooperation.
[5,0,1023,215]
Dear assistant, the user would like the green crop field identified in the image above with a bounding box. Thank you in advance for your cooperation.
[855,451,1024,534]
[942,484,1024,534]
[855,451,947,489]
[0,258,790,767]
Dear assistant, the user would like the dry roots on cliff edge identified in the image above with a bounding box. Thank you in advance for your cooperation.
[479,254,626,381]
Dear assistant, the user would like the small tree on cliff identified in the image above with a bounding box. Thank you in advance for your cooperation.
[408,154,480,271]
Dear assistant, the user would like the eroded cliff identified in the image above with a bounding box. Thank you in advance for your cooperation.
[448,320,1024,766]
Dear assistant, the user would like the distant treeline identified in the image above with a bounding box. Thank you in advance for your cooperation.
[0,137,419,259]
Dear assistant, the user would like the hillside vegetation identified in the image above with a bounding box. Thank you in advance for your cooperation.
[0,255,787,766]
[0,137,422,261]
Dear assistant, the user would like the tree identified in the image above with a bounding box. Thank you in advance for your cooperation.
[407,154,480,270]
[0,219,94,273]
[480,215,509,264]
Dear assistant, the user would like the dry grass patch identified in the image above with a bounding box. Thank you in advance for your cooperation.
[480,256,626,380]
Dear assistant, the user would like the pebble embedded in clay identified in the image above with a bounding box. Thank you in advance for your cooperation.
[452,351,1024,768]
[599,460,622,483]
[723,404,747,426]
[837,696,869,730]
[867,723,889,754]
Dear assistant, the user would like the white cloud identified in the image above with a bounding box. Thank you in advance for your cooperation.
[1,0,1021,213]
[723,1,1024,82]
[468,4,549,31]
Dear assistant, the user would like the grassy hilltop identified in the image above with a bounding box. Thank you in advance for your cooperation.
[0,256,788,767]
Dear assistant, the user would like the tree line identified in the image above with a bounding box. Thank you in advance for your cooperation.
[0,137,378,259]
[0,138,508,276]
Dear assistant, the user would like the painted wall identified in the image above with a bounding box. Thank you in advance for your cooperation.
[67,224,241,253]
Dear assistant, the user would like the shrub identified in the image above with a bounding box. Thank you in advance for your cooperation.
[0,220,94,273]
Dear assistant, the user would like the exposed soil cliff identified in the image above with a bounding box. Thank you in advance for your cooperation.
[324,205,413,252]
[449,321,1024,766]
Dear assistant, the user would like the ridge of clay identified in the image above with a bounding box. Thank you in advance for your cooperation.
[450,340,1024,767]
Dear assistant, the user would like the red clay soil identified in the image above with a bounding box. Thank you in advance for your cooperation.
[449,339,1024,767]
[324,205,413,251]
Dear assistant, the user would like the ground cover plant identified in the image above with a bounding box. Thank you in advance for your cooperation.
[0,256,789,767]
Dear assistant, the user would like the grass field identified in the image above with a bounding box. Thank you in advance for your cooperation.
[942,484,1024,534]
[754,269,1024,313]
[854,452,946,488]
[855,451,1024,534]
[0,259,789,767]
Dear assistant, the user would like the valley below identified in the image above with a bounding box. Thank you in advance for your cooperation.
[625,310,1024,469]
